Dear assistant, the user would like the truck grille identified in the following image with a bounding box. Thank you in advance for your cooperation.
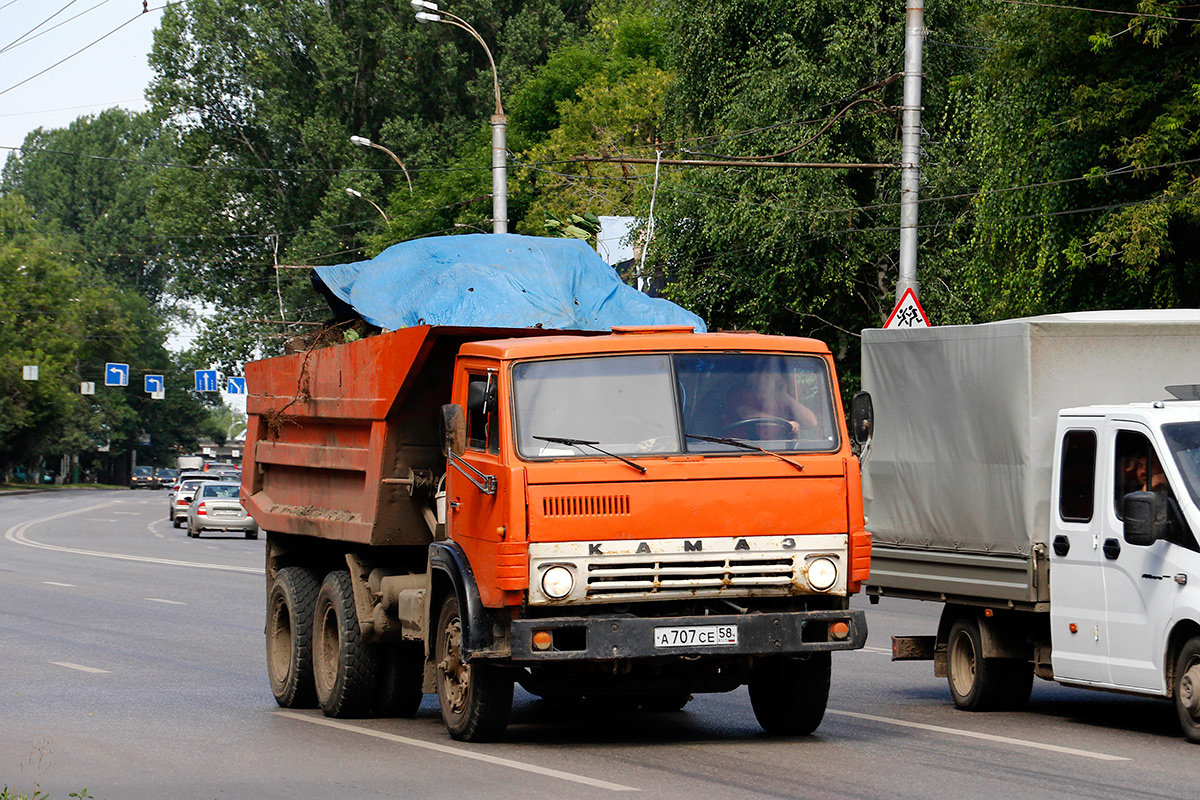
[585,553,796,600]
[543,495,630,517]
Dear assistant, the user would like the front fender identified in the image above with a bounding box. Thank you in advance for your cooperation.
[428,541,502,657]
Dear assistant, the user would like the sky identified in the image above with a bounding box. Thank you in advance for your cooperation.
[0,1,161,164]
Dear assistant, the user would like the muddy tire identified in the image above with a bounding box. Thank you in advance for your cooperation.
[375,641,425,718]
[748,652,830,735]
[266,566,321,708]
[1174,636,1200,743]
[312,570,378,718]
[947,616,1014,711]
[435,594,512,741]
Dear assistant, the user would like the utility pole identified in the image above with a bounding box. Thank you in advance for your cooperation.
[897,0,925,303]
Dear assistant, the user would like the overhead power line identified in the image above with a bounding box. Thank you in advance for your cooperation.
[994,0,1200,23]
[0,2,180,98]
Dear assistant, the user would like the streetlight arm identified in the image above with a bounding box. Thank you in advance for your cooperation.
[350,136,413,194]
[422,11,503,116]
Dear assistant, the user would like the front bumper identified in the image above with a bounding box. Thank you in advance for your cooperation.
[507,608,866,662]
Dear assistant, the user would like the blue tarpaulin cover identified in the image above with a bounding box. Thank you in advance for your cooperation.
[313,234,706,332]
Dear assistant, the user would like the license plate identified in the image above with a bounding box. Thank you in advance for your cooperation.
[212,510,240,518]
[653,625,738,648]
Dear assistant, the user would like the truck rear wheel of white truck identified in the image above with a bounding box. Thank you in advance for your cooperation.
[945,615,1032,712]
[313,570,379,718]
[266,566,321,709]
[434,594,513,742]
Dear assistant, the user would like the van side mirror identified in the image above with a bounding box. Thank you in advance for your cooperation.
[850,392,874,445]
[1123,490,1164,546]
[440,404,467,457]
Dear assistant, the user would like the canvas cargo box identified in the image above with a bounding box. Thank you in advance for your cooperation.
[860,310,1200,606]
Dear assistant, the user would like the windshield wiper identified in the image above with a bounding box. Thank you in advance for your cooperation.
[532,435,647,474]
[685,433,804,472]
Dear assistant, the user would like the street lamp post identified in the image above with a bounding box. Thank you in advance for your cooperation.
[350,135,413,194]
[345,187,389,221]
[413,0,507,234]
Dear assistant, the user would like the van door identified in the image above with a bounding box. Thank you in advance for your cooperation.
[1101,424,1192,692]
[1049,424,1111,684]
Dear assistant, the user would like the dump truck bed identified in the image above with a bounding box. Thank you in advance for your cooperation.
[241,325,581,546]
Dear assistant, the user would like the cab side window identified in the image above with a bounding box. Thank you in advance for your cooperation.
[1059,430,1096,522]
[466,374,499,454]
[1114,430,1167,520]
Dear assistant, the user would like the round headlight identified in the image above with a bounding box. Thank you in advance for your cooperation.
[541,565,575,600]
[806,557,838,591]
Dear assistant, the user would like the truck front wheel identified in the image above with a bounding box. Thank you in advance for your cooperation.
[313,570,378,718]
[435,594,513,742]
[748,652,830,735]
[266,566,320,708]
[1174,636,1200,743]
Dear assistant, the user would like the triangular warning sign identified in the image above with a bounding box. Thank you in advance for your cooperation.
[884,288,931,329]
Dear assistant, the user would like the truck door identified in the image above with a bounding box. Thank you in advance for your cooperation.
[446,370,506,548]
[1049,425,1112,684]
[1101,425,1190,692]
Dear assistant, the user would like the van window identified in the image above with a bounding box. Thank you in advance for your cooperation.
[1114,430,1168,519]
[1058,430,1096,522]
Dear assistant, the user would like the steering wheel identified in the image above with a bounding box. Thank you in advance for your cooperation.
[722,416,794,439]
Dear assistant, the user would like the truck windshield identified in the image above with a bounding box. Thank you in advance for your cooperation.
[513,353,838,459]
[1162,422,1200,507]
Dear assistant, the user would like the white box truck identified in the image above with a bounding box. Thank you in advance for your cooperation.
[856,310,1200,742]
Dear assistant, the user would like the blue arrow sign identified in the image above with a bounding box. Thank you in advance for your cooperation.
[226,376,247,395]
[144,375,164,393]
[105,363,129,387]
[194,369,219,392]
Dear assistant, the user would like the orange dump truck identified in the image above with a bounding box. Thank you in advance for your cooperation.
[244,324,870,741]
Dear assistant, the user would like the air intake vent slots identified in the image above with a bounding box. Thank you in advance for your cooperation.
[543,495,631,517]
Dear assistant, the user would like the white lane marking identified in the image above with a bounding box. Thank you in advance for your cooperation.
[43,581,76,587]
[50,661,110,674]
[146,597,186,605]
[5,503,262,575]
[827,709,1129,761]
[274,711,639,791]
[861,646,892,655]
[114,511,139,516]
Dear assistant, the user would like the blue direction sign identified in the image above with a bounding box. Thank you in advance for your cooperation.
[194,369,219,392]
[144,375,164,393]
[105,363,129,387]
[227,376,247,395]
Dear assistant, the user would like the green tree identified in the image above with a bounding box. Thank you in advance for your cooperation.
[1,109,170,300]
[947,3,1200,318]
[648,0,979,359]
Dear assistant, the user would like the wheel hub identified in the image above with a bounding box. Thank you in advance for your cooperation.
[438,618,469,713]
[1180,663,1200,716]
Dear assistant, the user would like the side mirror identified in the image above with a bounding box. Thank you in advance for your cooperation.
[440,404,467,458]
[1123,490,1165,546]
[850,392,874,445]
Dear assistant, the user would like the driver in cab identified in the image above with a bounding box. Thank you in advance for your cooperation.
[729,366,818,439]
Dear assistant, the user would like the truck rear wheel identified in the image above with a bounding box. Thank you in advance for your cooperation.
[266,566,320,708]
[1174,636,1200,743]
[435,594,513,742]
[947,616,1023,711]
[313,570,378,718]
[748,652,830,735]
[375,641,425,717]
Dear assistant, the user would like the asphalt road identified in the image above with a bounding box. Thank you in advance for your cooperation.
[2,489,1197,800]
